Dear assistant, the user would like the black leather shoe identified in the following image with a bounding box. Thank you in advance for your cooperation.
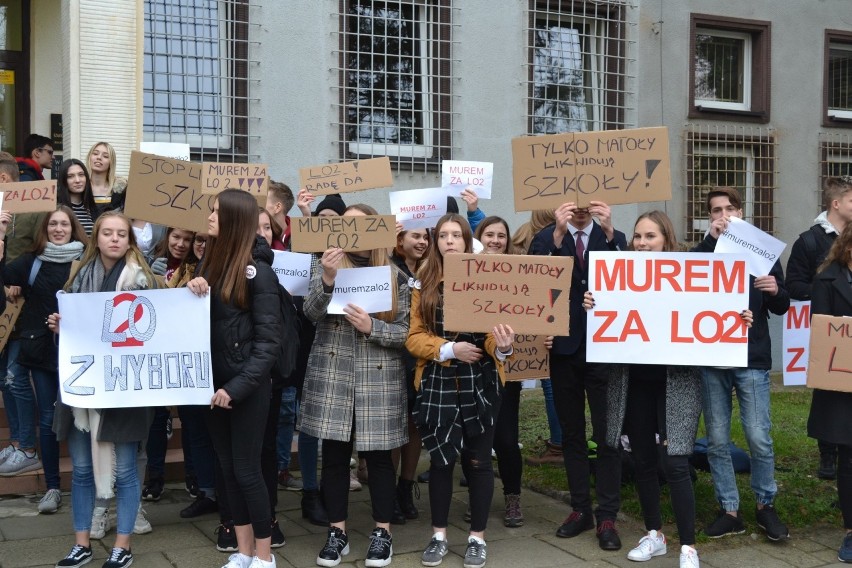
[180,495,218,518]
[596,519,622,550]
[556,509,594,538]
[818,452,837,480]
[390,498,406,525]
[301,489,329,527]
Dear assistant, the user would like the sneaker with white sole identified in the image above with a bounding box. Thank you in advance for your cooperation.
[38,488,62,514]
[0,448,42,475]
[316,526,349,567]
[56,544,93,567]
[90,506,111,540]
[463,537,487,568]
[250,555,276,568]
[679,545,700,568]
[627,530,667,562]
[365,527,393,568]
[102,547,133,568]
[222,553,252,568]
[133,505,152,534]
[0,443,16,465]
[421,533,449,567]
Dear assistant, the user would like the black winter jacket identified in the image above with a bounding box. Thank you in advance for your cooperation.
[785,224,836,301]
[3,253,73,332]
[209,239,283,403]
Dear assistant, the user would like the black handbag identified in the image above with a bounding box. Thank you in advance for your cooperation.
[17,328,58,372]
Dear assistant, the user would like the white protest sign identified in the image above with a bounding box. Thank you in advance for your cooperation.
[139,141,191,161]
[271,251,312,297]
[586,251,750,367]
[389,187,448,230]
[715,216,786,277]
[327,266,393,315]
[57,288,213,408]
[441,160,494,199]
[783,300,810,386]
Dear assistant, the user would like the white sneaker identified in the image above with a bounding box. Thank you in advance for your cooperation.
[90,506,111,540]
[679,545,699,568]
[0,444,16,464]
[627,530,667,562]
[133,504,153,534]
[0,448,42,475]
[250,555,277,568]
[222,553,253,568]
[37,488,62,514]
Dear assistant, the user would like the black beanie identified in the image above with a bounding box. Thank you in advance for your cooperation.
[314,193,347,216]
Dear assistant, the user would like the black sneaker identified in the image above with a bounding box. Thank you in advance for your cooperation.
[56,544,93,567]
[216,521,238,552]
[141,477,164,501]
[271,519,286,549]
[756,505,789,541]
[102,547,132,568]
[556,509,594,538]
[317,526,349,567]
[185,474,199,498]
[705,510,745,538]
[180,495,218,518]
[818,452,837,480]
[365,527,393,568]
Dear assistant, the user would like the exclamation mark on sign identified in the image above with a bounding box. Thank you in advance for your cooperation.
[352,161,359,172]
[546,289,562,323]
[238,178,245,188]
[645,160,661,188]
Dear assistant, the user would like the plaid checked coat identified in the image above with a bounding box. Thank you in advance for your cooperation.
[299,258,411,450]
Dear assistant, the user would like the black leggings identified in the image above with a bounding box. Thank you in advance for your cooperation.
[207,379,271,539]
[493,382,522,495]
[840,444,852,529]
[624,378,695,545]
[262,387,282,516]
[321,439,395,524]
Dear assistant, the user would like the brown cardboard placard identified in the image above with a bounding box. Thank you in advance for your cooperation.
[504,334,549,381]
[290,214,396,253]
[0,298,25,353]
[443,253,573,335]
[807,313,852,393]
[1,180,57,213]
[299,157,393,195]
[125,151,214,233]
[512,126,671,211]
[200,162,269,204]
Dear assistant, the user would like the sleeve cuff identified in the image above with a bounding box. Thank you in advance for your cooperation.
[495,346,513,361]
[437,341,455,362]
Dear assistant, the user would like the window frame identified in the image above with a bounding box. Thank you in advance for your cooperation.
[824,29,852,127]
[688,14,771,123]
[693,28,752,112]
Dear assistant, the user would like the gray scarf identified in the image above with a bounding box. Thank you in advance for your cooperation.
[71,256,127,293]
[38,241,85,264]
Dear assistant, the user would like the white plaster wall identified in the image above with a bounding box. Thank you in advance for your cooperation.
[30,0,63,171]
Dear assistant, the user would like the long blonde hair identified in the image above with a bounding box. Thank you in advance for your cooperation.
[86,141,117,191]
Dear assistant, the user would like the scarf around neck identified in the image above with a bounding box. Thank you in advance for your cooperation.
[38,241,85,264]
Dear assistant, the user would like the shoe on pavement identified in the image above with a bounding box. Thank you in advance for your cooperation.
[271,519,286,549]
[278,469,303,491]
[596,519,621,551]
[249,555,276,567]
[627,530,667,562]
[0,448,42,476]
[349,469,362,491]
[705,510,745,538]
[421,533,449,567]
[556,509,594,538]
[216,521,239,553]
[417,470,430,483]
[316,526,349,567]
[222,553,252,568]
[463,536,487,568]
[141,477,164,501]
[102,547,133,568]
[301,489,329,526]
[38,488,62,514]
[56,544,93,567]
[679,545,700,568]
[185,474,199,498]
[180,495,218,518]
[365,526,393,568]
[756,505,789,541]
[90,506,111,540]
[133,504,152,534]
[839,531,852,563]
[525,441,564,466]
[503,494,524,528]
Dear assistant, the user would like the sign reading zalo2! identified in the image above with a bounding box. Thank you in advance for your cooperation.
[57,288,213,408]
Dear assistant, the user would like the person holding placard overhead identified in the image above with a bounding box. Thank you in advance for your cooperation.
[691,187,791,542]
[407,213,515,568]
[300,203,410,568]
[529,200,626,551]
[809,222,852,563]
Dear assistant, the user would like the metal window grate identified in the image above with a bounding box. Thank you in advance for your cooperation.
[143,0,260,161]
[334,0,458,171]
[694,31,747,105]
[683,123,777,243]
[525,0,635,135]
[819,132,852,213]
[828,42,852,112]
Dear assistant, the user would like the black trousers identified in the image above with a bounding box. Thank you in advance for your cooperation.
[321,439,395,524]
[494,381,522,495]
[839,445,852,529]
[549,350,621,521]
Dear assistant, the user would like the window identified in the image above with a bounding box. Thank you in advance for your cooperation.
[689,14,770,122]
[143,0,255,161]
[336,0,454,170]
[824,30,852,126]
[526,0,634,135]
[819,132,852,212]
[684,124,777,243]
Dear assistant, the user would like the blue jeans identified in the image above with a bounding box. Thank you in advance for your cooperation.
[701,367,777,511]
[6,340,36,449]
[277,387,297,470]
[68,427,140,535]
[25,366,60,489]
[0,349,19,444]
[541,378,562,446]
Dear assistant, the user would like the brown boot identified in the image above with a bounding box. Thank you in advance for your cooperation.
[525,441,563,466]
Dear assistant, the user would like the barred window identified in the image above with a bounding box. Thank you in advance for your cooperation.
[824,30,852,126]
[819,132,852,212]
[526,0,634,135]
[336,0,455,170]
[143,0,255,161]
[684,124,777,243]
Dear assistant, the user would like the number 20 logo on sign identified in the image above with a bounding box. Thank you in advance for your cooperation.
[101,293,157,347]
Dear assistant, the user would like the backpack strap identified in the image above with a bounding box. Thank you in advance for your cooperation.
[28,258,43,287]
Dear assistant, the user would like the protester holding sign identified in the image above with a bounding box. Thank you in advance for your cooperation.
[57,159,100,236]
[406,213,514,568]
[808,223,852,563]
[0,207,87,516]
[48,211,159,568]
[300,203,411,568]
[87,142,127,214]
[528,200,626,551]
[185,189,283,568]
[0,154,50,262]
[691,187,791,543]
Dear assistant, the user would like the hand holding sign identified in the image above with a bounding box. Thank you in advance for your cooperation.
[343,304,373,334]
[321,248,345,286]
[715,216,787,277]
[442,160,494,199]
[492,324,515,353]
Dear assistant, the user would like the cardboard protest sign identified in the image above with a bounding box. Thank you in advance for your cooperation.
[389,187,448,230]
[327,266,393,314]
[716,216,786,277]
[1,181,57,213]
[505,334,549,381]
[299,157,393,195]
[443,254,573,335]
[125,151,214,233]
[57,288,213,408]
[512,126,671,211]
[290,214,395,253]
[807,314,852,393]
[442,160,494,199]
[139,141,191,161]
[0,298,24,353]
[586,251,750,367]
[271,251,312,297]
[201,162,269,204]
[783,301,810,386]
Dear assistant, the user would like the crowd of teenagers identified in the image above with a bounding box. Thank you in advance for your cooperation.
[0,134,851,568]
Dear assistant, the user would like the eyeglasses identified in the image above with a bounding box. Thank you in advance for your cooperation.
[38,147,54,155]
[194,237,207,246]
